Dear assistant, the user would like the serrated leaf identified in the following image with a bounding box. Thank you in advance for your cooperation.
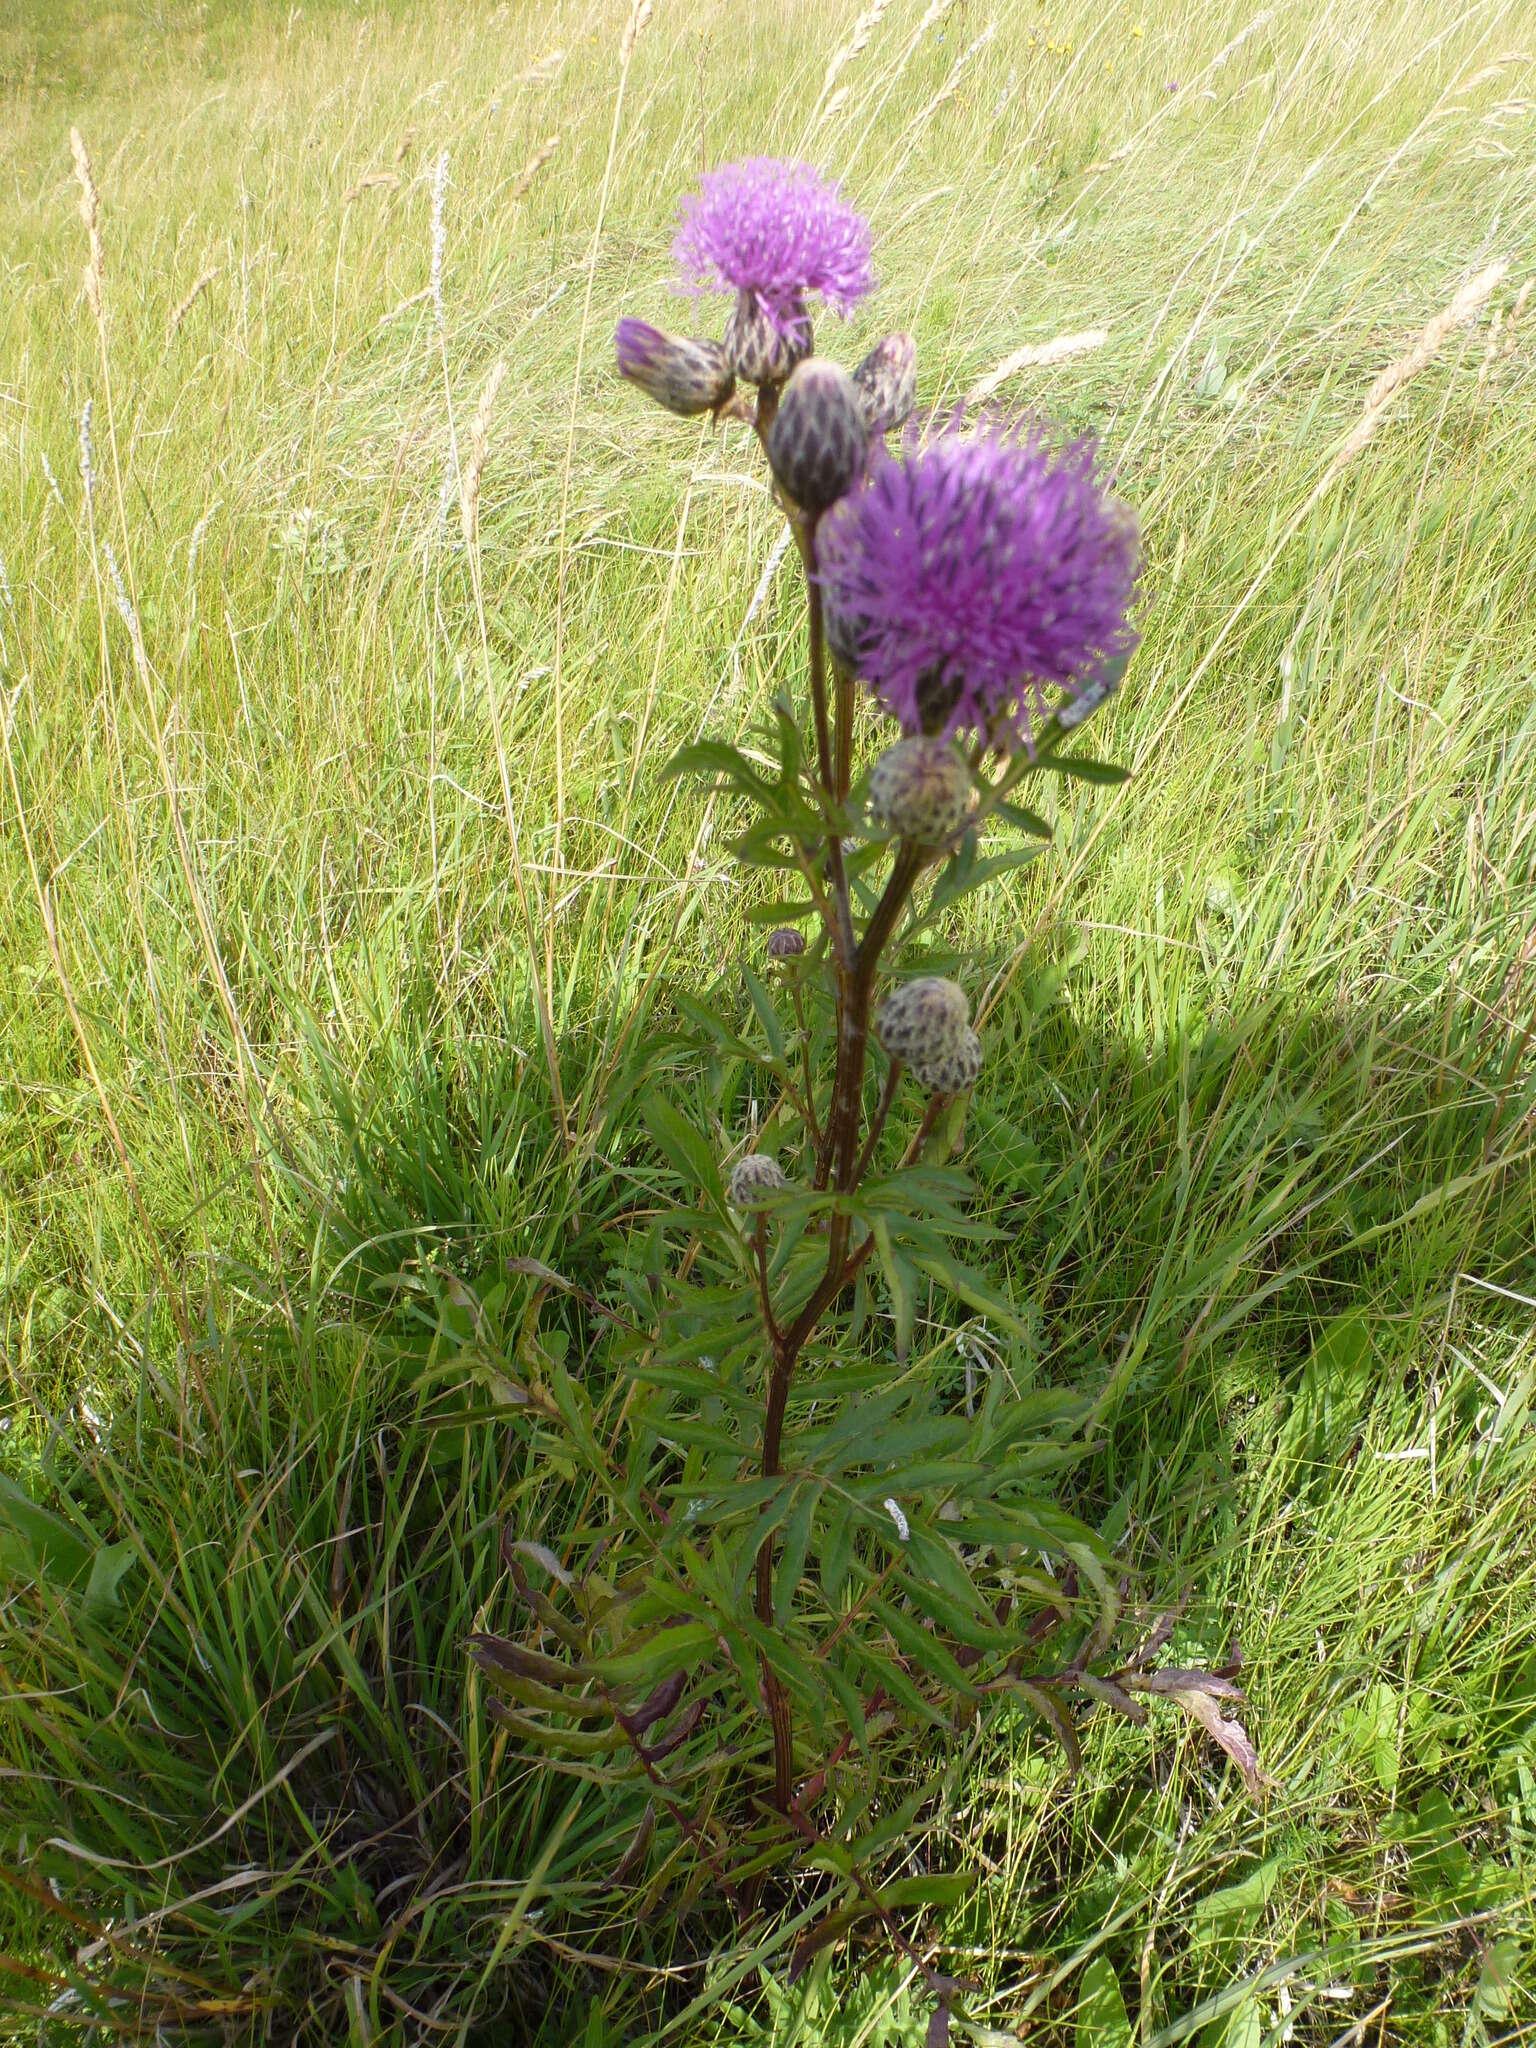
[993,799,1055,839]
[774,1484,820,1628]
[821,1657,869,1750]
[910,1248,1031,1340]
[741,962,787,1065]
[819,1494,856,1603]
[641,1096,723,1207]
[874,1597,975,1694]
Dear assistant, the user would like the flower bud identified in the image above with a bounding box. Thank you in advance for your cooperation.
[868,737,973,844]
[724,288,812,386]
[766,927,806,960]
[728,1153,789,1209]
[615,319,735,416]
[874,977,969,1066]
[852,331,917,435]
[823,595,868,674]
[912,1025,983,1095]
[767,359,868,512]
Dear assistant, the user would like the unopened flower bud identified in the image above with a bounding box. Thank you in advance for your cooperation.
[823,595,868,673]
[852,331,917,435]
[615,319,735,416]
[869,737,973,844]
[767,359,868,512]
[766,927,806,960]
[728,1153,789,1209]
[913,1026,983,1095]
[874,977,969,1066]
[724,288,812,386]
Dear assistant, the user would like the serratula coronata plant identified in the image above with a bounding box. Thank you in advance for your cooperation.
[477,156,1267,2006]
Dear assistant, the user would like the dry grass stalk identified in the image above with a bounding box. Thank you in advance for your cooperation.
[70,128,105,318]
[392,130,415,166]
[820,0,890,103]
[967,329,1109,402]
[460,358,507,548]
[512,135,560,200]
[521,47,566,82]
[1318,259,1509,491]
[619,0,652,64]
[168,266,218,337]
[344,170,402,203]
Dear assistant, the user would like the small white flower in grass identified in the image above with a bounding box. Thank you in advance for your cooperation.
[79,399,96,508]
[883,1497,909,1542]
[103,543,141,650]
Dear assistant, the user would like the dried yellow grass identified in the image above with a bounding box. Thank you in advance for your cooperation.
[512,135,560,201]
[1319,259,1509,490]
[967,329,1110,403]
[520,47,566,83]
[819,0,891,104]
[619,0,652,64]
[343,170,402,204]
[167,267,218,338]
[70,127,105,318]
[460,358,506,549]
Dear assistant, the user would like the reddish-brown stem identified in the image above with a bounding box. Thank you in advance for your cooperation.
[755,1347,796,1810]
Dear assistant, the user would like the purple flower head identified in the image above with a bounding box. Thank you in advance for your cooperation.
[673,158,875,340]
[816,415,1140,745]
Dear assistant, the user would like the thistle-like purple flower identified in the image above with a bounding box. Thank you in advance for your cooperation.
[673,158,874,345]
[816,418,1140,744]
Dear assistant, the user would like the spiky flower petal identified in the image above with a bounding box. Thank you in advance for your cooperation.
[614,319,735,416]
[816,415,1139,744]
[766,927,807,960]
[912,1026,983,1095]
[868,738,973,844]
[852,331,917,435]
[767,359,868,511]
[674,158,874,350]
[874,977,969,1066]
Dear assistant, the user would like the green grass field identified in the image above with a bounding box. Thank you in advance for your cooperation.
[3,0,1536,2039]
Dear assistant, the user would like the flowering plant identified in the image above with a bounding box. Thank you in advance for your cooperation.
[476,159,1262,2002]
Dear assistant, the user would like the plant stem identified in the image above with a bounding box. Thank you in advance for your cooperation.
[753,1217,782,1350]
[853,1059,902,1184]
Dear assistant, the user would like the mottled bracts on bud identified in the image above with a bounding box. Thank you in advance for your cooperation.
[874,976,969,1066]
[728,1153,790,1209]
[766,927,807,959]
[767,359,868,512]
[614,319,735,416]
[868,737,973,844]
[725,288,812,386]
[852,330,916,435]
[912,1025,983,1095]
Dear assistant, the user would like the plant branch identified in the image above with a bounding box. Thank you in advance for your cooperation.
[752,1218,783,1350]
[853,1059,902,1184]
